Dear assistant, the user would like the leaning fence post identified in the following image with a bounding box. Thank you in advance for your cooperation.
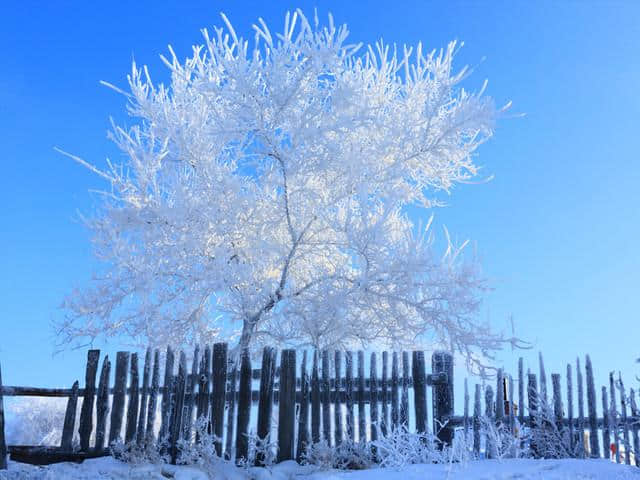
[585,355,600,458]
[61,381,80,450]
[235,349,252,464]
[125,353,140,444]
[184,345,199,442]
[277,349,296,462]
[0,362,6,470]
[255,347,276,466]
[412,351,427,434]
[225,364,237,460]
[79,349,100,451]
[432,351,454,447]
[95,356,111,450]
[109,351,130,445]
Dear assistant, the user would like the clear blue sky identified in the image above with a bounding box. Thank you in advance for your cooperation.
[1,1,639,408]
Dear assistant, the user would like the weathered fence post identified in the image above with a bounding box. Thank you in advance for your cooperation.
[160,347,175,445]
[196,345,210,442]
[310,350,320,444]
[585,355,599,458]
[412,351,427,434]
[145,350,160,446]
[296,351,310,462]
[345,351,355,439]
[137,348,151,445]
[629,388,640,468]
[170,352,187,464]
[539,353,548,405]
[400,351,409,429]
[518,358,524,425]
[79,349,100,451]
[618,373,630,465]
[576,358,585,457]
[125,353,140,444]
[551,373,563,431]
[463,378,469,438]
[432,351,454,447]
[95,356,111,450]
[321,350,331,445]
[358,351,366,442]
[473,383,481,456]
[277,349,296,462]
[256,347,275,467]
[381,352,389,437]
[369,353,379,443]
[109,351,130,445]
[485,385,495,459]
[334,350,343,445]
[528,373,538,458]
[390,352,399,431]
[602,386,610,460]
[61,381,79,450]
[184,346,199,441]
[225,365,237,460]
[610,371,619,463]
[235,349,252,464]
[0,362,6,470]
[211,342,227,457]
[567,364,574,450]
[496,369,505,426]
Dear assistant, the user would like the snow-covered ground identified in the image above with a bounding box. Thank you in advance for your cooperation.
[1,458,639,480]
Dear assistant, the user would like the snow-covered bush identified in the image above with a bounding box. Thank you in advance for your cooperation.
[480,416,525,460]
[302,439,374,470]
[527,398,581,459]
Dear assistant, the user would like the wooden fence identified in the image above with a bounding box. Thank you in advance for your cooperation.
[0,346,639,468]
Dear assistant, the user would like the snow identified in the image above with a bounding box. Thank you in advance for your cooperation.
[1,458,639,480]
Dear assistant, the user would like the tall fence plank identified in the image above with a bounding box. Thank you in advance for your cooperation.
[321,350,331,445]
[109,351,130,445]
[256,347,275,467]
[585,355,599,458]
[576,358,585,457]
[567,364,574,450]
[528,373,538,457]
[463,378,469,438]
[225,366,237,459]
[125,353,140,444]
[334,350,343,445]
[400,351,409,429]
[358,351,366,441]
[552,373,563,431]
[381,352,389,437]
[369,353,379,443]
[137,348,151,445]
[518,358,524,425]
[602,386,610,460]
[496,369,505,424]
[345,351,355,439]
[170,352,187,465]
[277,350,296,462]
[211,342,228,457]
[235,350,251,464]
[539,352,548,405]
[473,383,481,456]
[145,350,160,445]
[61,381,79,450]
[618,373,630,465]
[79,349,100,451]
[296,351,309,463]
[629,388,640,468]
[390,352,399,431]
[432,351,454,447]
[196,345,211,439]
[311,351,320,444]
[95,356,111,450]
[184,346,199,441]
[485,385,495,458]
[609,371,619,463]
[160,347,175,445]
[412,351,427,434]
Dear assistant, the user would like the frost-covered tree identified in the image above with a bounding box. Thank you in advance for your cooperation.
[59,10,516,360]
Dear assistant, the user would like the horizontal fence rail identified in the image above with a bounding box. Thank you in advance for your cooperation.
[0,346,639,468]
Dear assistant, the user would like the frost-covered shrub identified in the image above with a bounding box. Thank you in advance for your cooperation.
[480,416,526,460]
[4,397,68,446]
[302,439,373,470]
[527,399,581,459]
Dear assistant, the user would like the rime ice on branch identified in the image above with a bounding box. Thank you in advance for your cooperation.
[59,10,515,363]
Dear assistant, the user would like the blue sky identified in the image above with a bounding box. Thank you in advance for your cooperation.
[1,0,639,408]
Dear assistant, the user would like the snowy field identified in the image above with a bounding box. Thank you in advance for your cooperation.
[1,458,640,480]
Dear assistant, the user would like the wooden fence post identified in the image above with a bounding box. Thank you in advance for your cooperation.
[296,351,310,462]
[463,378,469,438]
[602,386,610,460]
[381,352,389,437]
[629,388,640,468]
[79,349,100,451]
[400,351,409,429]
[145,350,160,446]
[412,351,427,434]
[137,348,151,445]
[95,356,111,450]
[184,346,199,441]
[334,350,343,445]
[539,353,548,405]
[211,343,228,457]
[0,362,6,470]
[61,381,79,450]
[485,385,495,459]
[567,364,574,450]
[345,351,355,439]
[618,373,630,465]
[160,347,175,446]
[109,351,130,445]
[576,358,585,457]
[528,373,538,458]
[321,350,331,445]
[496,369,505,425]
[518,358,524,425]
[609,371,619,463]
[225,365,237,460]
[390,352,399,431]
[170,352,187,464]
[369,353,379,443]
[473,383,481,456]
[358,351,366,442]
[235,349,252,464]
[585,355,600,458]
[432,351,454,447]
[551,373,563,431]
[196,345,210,441]
[125,353,140,444]
[310,350,320,444]
[277,349,296,462]
[256,347,275,466]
